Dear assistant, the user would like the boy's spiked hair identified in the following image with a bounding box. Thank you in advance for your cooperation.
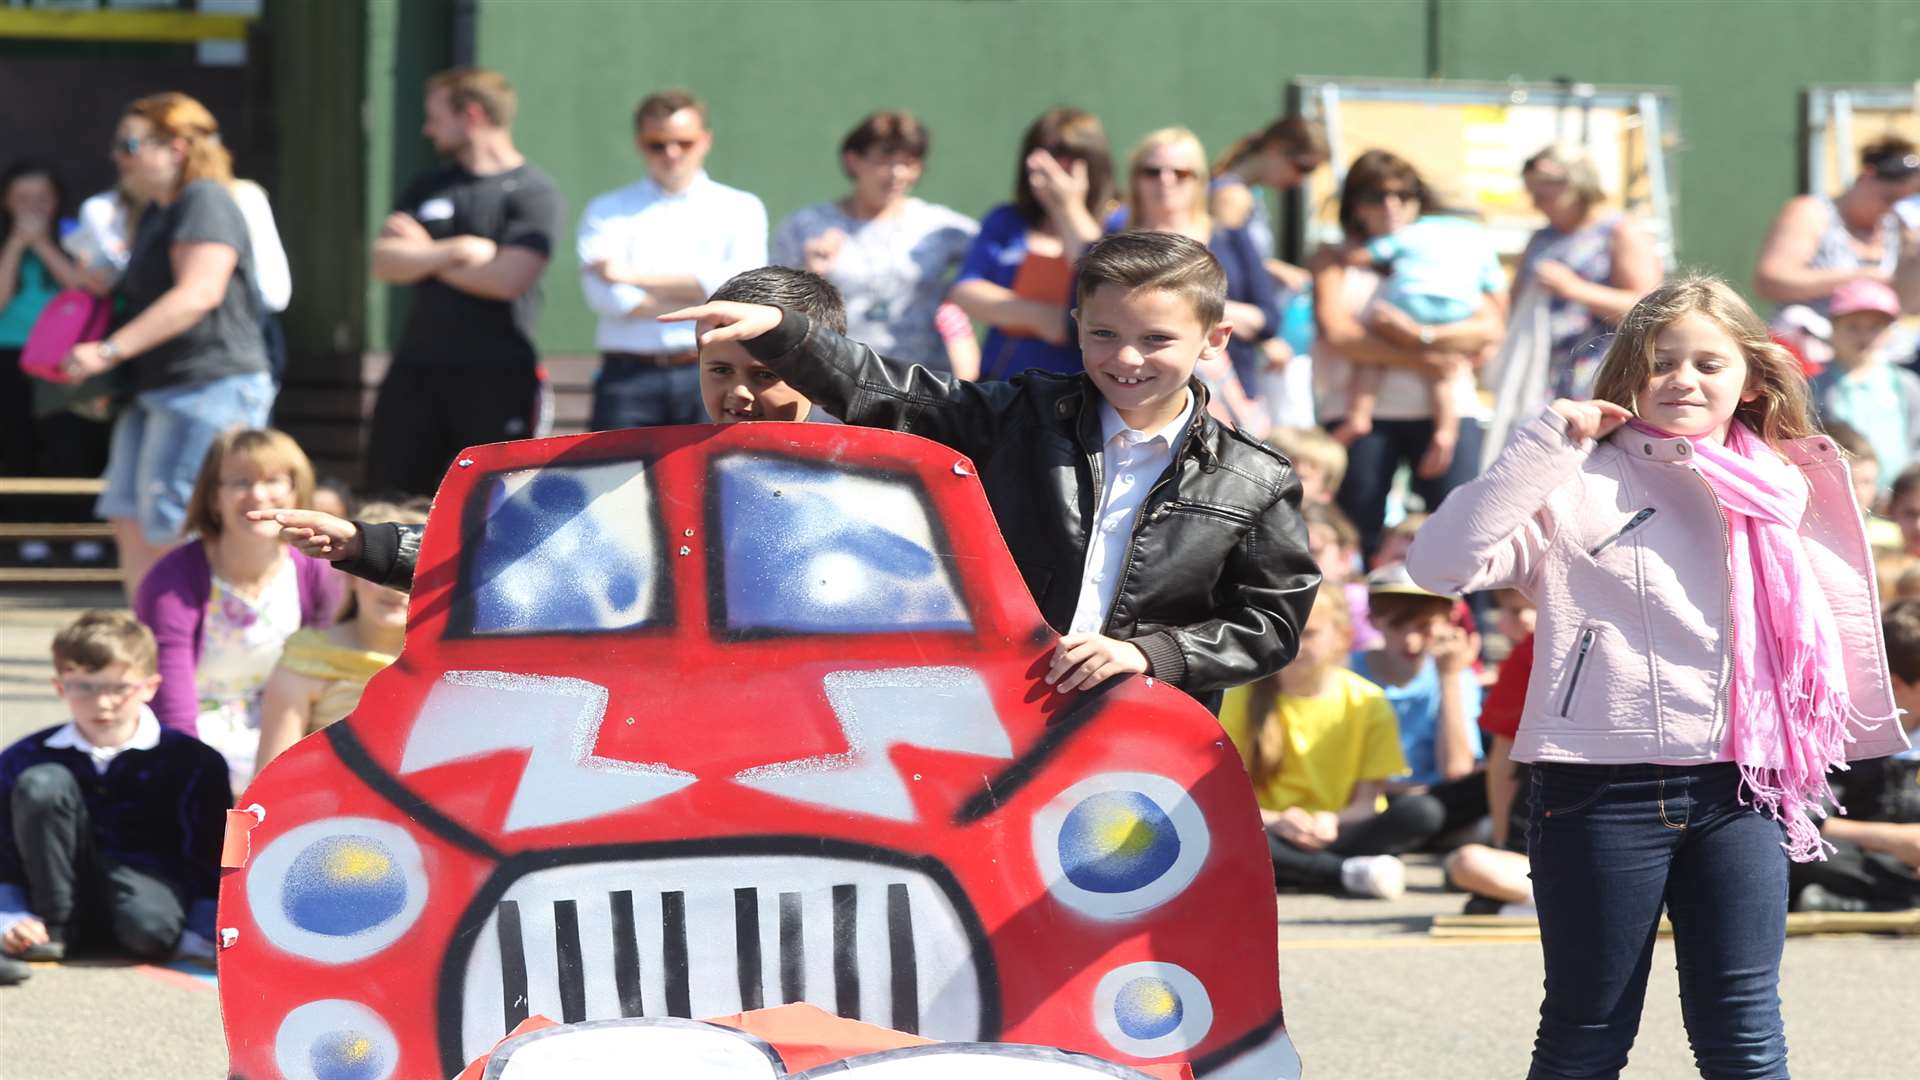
[1074,231,1227,329]
[710,266,848,334]
[52,610,158,675]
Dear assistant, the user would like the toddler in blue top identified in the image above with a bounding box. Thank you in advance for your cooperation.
[1341,213,1505,478]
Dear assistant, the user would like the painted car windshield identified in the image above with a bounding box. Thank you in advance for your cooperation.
[714,455,971,635]
[458,459,667,635]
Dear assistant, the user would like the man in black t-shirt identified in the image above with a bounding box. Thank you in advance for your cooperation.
[367,67,565,497]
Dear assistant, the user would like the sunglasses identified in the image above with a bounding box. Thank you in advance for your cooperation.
[1135,165,1197,183]
[1039,145,1087,163]
[110,134,155,156]
[1355,188,1418,206]
[641,138,700,156]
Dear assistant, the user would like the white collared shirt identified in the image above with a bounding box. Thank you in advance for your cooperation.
[44,705,161,775]
[1069,392,1196,635]
[576,171,768,353]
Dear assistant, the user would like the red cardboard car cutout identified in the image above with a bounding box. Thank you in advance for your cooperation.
[217,423,1300,1080]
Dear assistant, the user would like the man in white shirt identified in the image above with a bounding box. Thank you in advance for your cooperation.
[578,89,768,428]
[1068,392,1195,636]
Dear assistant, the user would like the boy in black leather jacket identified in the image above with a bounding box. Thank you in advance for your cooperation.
[663,231,1319,708]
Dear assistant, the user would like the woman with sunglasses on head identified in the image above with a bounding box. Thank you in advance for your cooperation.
[949,106,1112,380]
[772,112,979,376]
[1310,149,1507,560]
[135,428,341,789]
[1109,127,1272,437]
[62,93,277,600]
[1511,146,1663,402]
[1756,136,1920,346]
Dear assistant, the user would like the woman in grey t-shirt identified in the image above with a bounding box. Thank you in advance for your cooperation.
[60,92,273,599]
[772,111,978,374]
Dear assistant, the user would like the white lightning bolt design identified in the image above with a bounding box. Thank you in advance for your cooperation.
[399,670,695,832]
[732,666,1014,822]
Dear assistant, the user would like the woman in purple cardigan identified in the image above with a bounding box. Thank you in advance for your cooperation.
[134,428,340,787]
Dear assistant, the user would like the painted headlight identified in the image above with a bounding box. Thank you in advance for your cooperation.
[274,999,399,1080]
[1092,961,1214,1058]
[1031,772,1210,919]
[247,818,427,963]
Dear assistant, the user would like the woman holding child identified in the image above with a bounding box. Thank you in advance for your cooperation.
[135,428,341,788]
[1311,149,1506,557]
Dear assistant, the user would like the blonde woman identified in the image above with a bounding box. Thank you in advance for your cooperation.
[64,93,275,598]
[1115,127,1274,436]
[253,501,424,776]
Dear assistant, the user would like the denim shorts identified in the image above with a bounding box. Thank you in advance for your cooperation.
[95,370,275,543]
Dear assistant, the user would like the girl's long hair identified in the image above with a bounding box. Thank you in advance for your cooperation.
[1245,589,1352,791]
[1589,272,1818,444]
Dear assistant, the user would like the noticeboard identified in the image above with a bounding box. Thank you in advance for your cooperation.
[1804,84,1920,195]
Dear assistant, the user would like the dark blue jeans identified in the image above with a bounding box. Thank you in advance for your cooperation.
[589,355,705,430]
[1526,762,1790,1080]
[1332,416,1485,559]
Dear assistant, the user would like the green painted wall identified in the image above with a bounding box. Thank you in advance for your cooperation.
[471,0,1428,353]
[1433,0,1920,308]
[340,0,1920,355]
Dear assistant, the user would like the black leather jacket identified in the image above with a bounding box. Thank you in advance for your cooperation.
[743,310,1320,706]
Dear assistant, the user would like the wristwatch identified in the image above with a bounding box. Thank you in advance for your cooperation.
[1418,326,1436,347]
[97,339,121,366]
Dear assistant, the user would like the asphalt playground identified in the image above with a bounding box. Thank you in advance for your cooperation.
[0,585,1911,1079]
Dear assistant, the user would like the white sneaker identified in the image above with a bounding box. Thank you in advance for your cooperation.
[1339,854,1406,899]
[1497,902,1538,919]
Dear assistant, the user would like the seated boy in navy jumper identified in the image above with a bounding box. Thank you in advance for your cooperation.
[0,611,231,974]
[662,231,1320,707]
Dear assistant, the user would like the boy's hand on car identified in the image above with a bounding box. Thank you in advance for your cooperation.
[1,916,47,956]
[247,509,361,562]
[1549,398,1633,443]
[659,301,784,347]
[1046,632,1149,694]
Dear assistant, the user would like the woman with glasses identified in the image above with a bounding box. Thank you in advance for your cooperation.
[1311,150,1506,559]
[1756,135,1920,350]
[772,111,980,376]
[950,106,1112,379]
[134,428,341,788]
[62,93,276,599]
[1111,127,1272,437]
[1510,147,1662,403]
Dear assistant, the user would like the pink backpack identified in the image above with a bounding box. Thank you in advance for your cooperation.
[20,288,110,383]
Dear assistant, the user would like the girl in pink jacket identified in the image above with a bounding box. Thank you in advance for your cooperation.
[1408,273,1908,1079]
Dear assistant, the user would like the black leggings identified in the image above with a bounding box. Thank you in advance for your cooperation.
[1268,772,1488,889]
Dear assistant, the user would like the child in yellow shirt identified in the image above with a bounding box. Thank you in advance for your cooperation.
[1220,587,1441,898]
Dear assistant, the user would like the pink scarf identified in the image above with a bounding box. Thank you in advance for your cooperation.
[1630,419,1877,861]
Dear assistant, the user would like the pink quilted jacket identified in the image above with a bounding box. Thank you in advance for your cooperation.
[1407,408,1911,765]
